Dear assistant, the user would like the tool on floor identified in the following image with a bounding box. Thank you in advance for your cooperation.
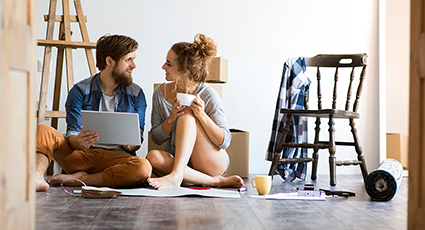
[297,184,321,197]
[319,189,356,198]
[238,187,247,192]
[60,178,86,196]
[80,186,122,198]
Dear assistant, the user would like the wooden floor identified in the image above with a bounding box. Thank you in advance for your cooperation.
[36,174,407,230]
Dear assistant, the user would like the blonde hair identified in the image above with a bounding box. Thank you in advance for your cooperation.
[171,34,217,92]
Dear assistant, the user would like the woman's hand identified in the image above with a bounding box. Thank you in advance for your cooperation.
[189,94,225,146]
[169,97,187,123]
[162,98,187,135]
[190,94,206,118]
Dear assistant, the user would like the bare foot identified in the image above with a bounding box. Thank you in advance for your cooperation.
[47,171,88,186]
[213,175,244,188]
[147,172,183,190]
[35,172,49,191]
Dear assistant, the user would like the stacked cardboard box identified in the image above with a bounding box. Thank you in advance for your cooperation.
[386,133,408,169]
[224,129,249,178]
[149,57,250,178]
[206,57,228,83]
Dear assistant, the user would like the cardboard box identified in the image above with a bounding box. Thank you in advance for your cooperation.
[206,57,228,83]
[386,133,408,169]
[154,83,162,90]
[148,131,166,152]
[154,83,223,99]
[224,129,249,178]
[207,83,223,99]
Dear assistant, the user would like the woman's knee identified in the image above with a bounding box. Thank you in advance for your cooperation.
[177,110,196,124]
[146,150,165,168]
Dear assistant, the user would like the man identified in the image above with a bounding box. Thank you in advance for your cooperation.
[35,34,151,191]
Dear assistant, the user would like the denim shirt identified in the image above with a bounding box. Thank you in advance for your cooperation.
[65,73,147,142]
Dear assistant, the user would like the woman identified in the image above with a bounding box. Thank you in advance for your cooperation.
[147,34,244,190]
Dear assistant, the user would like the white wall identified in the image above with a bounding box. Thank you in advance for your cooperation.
[36,0,381,176]
[385,0,410,136]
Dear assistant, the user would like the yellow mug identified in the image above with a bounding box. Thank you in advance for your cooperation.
[250,175,272,195]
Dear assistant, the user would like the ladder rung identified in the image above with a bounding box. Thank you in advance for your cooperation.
[44,15,87,22]
[38,39,96,49]
[44,111,66,118]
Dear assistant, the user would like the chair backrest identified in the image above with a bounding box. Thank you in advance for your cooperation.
[304,54,368,112]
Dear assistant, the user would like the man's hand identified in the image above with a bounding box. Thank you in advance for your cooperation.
[121,145,141,152]
[69,126,99,150]
[121,137,143,152]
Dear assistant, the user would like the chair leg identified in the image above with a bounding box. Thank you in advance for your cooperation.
[268,114,293,178]
[328,116,337,186]
[311,149,319,181]
[311,117,321,181]
[350,118,368,182]
[268,153,281,178]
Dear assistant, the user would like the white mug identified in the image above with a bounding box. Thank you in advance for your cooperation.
[177,93,196,106]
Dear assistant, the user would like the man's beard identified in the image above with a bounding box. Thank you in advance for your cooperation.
[112,68,133,87]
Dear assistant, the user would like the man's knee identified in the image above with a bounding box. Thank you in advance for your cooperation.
[36,124,61,162]
[137,157,152,180]
[37,124,53,135]
[127,157,152,183]
[36,124,63,143]
[103,156,152,187]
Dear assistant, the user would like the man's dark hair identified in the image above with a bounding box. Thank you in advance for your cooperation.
[96,34,138,71]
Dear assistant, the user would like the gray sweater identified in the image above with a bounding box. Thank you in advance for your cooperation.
[150,82,231,155]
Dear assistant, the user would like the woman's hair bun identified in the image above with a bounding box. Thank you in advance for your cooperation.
[192,34,217,59]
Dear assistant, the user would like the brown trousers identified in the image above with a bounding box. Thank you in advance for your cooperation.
[36,124,151,187]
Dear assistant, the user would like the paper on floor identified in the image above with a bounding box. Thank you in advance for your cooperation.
[120,187,240,198]
[75,186,241,199]
[248,192,326,201]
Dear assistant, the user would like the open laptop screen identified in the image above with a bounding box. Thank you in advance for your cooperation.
[81,110,141,145]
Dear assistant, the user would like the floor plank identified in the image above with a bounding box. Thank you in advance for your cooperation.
[36,174,408,230]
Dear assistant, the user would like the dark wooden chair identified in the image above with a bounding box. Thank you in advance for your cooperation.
[268,54,368,186]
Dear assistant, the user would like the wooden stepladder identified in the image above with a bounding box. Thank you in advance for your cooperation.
[37,0,96,128]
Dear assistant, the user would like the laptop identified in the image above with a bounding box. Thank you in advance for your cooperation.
[81,110,141,145]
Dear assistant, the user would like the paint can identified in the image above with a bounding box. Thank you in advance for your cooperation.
[365,158,403,201]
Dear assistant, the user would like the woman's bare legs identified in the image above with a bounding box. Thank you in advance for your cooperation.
[147,112,244,190]
[147,150,244,189]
